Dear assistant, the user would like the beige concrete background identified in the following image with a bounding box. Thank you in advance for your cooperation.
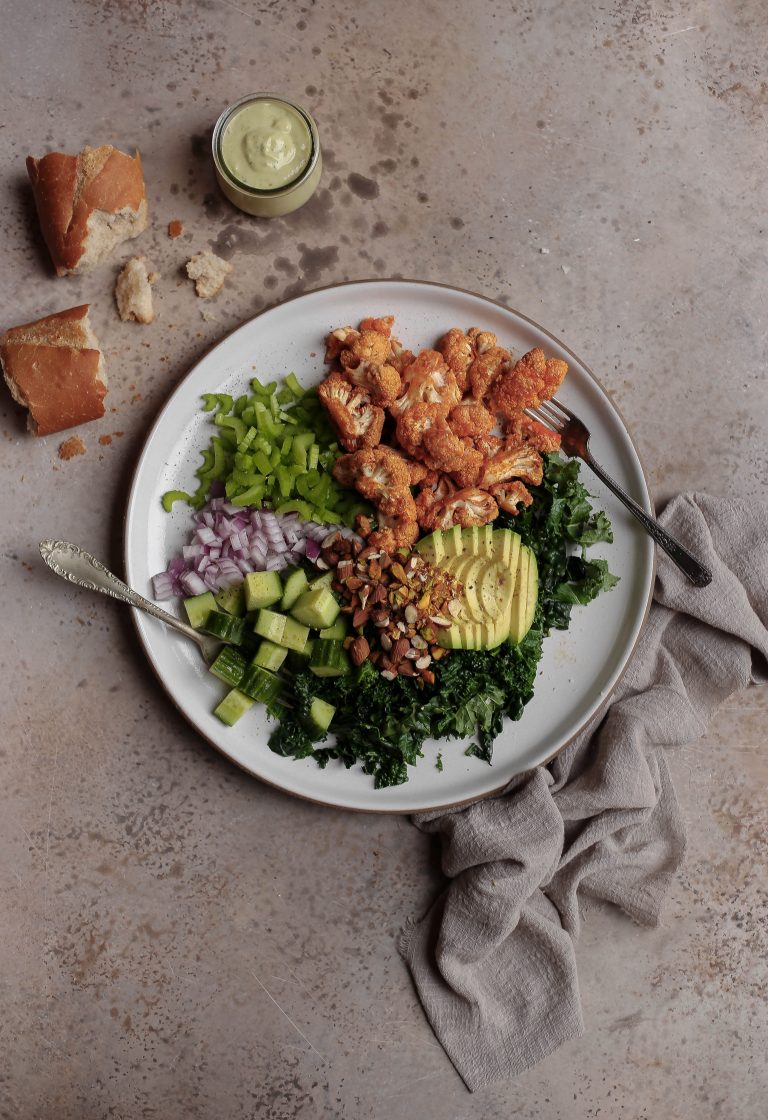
[1,1,767,1117]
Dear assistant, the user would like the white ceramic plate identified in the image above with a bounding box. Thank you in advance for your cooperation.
[124,280,654,813]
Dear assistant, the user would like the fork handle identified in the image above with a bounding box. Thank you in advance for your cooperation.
[582,455,713,587]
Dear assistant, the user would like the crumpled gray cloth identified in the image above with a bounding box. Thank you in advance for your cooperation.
[399,493,768,1091]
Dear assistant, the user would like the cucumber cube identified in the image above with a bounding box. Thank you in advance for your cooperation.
[280,616,310,652]
[318,617,348,640]
[215,583,246,616]
[253,640,288,672]
[244,570,283,611]
[183,591,217,630]
[290,587,340,630]
[280,566,309,611]
[213,688,255,725]
[309,697,335,733]
[254,608,286,644]
[209,647,248,686]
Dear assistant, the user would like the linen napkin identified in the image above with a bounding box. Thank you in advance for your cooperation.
[399,492,768,1091]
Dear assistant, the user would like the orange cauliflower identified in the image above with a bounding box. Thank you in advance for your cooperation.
[469,345,513,401]
[359,315,394,336]
[332,447,415,516]
[422,418,484,485]
[488,481,534,515]
[389,350,461,417]
[369,511,420,552]
[324,325,358,364]
[478,439,543,488]
[488,347,568,418]
[317,372,384,451]
[395,402,443,460]
[448,400,495,440]
[343,359,401,408]
[423,487,499,531]
[437,328,473,393]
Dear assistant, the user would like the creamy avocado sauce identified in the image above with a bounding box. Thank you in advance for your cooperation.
[221,99,311,190]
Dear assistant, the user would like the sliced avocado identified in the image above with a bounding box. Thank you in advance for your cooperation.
[478,560,516,622]
[415,529,446,566]
[460,557,490,622]
[442,525,464,558]
[460,525,494,556]
[524,549,539,633]
[492,528,521,570]
[508,545,532,644]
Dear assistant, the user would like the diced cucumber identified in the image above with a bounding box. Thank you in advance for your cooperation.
[280,616,310,652]
[308,570,334,590]
[244,570,283,611]
[254,608,286,644]
[202,610,246,645]
[309,696,335,732]
[183,591,217,630]
[280,565,309,611]
[214,688,254,725]
[239,663,283,705]
[309,638,351,678]
[287,638,314,670]
[209,646,248,686]
[290,587,340,630]
[253,640,288,672]
[318,617,348,640]
[215,583,246,617]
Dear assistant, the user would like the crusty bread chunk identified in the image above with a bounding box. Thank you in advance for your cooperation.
[186,250,232,298]
[115,257,156,323]
[0,304,107,436]
[27,145,148,276]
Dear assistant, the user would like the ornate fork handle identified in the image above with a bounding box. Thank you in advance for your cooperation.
[584,456,713,587]
[38,539,205,644]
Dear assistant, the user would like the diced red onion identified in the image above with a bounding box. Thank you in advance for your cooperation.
[151,500,359,599]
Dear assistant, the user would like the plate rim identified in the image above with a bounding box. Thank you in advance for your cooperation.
[123,277,656,814]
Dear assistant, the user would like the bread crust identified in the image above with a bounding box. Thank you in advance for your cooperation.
[1,304,107,436]
[27,146,147,276]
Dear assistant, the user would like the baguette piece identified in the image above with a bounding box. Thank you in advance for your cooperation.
[115,256,156,323]
[0,304,107,436]
[27,145,148,276]
[186,250,232,298]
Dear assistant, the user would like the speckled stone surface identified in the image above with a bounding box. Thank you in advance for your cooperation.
[2,2,767,1117]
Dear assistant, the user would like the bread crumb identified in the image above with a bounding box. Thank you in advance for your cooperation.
[168,219,184,239]
[200,307,218,323]
[58,436,87,460]
[115,257,156,324]
[99,434,113,445]
[186,250,232,299]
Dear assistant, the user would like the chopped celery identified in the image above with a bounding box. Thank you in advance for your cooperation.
[161,489,194,512]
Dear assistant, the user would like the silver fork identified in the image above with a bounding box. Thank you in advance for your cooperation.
[525,399,713,587]
[39,539,229,661]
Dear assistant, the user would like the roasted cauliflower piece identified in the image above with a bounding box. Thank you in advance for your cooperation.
[478,439,543,489]
[394,402,443,460]
[488,480,534,514]
[318,372,385,451]
[423,487,499,531]
[332,447,415,516]
[389,350,461,417]
[520,415,562,453]
[369,511,420,552]
[437,328,474,392]
[448,399,495,440]
[466,327,497,355]
[343,359,401,408]
[389,448,430,486]
[422,417,484,485]
[359,315,394,336]
[469,345,513,401]
[414,471,457,529]
[488,347,569,417]
[340,328,392,369]
[474,433,504,458]
[387,337,415,375]
[325,325,358,364]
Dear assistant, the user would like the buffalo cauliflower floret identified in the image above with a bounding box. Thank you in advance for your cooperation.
[448,400,495,440]
[389,447,430,486]
[520,415,562,452]
[369,511,420,552]
[469,345,513,401]
[332,447,415,516]
[487,481,534,514]
[359,315,394,336]
[395,402,443,460]
[414,471,457,529]
[474,433,504,458]
[324,325,358,364]
[317,372,385,451]
[387,337,415,375]
[437,328,474,392]
[422,418,484,486]
[488,347,569,418]
[340,328,391,369]
[467,327,497,355]
[423,487,499,531]
[343,359,401,408]
[389,350,461,417]
[478,439,543,489]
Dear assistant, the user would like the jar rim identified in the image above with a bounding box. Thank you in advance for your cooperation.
[212,93,319,197]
